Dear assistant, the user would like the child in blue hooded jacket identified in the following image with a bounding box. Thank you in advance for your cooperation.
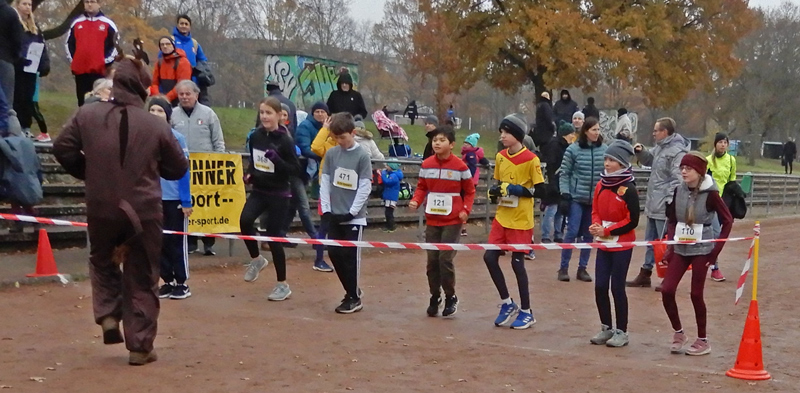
[381,160,404,232]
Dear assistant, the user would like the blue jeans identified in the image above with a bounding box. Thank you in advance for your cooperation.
[280,176,317,238]
[541,203,564,241]
[642,217,666,271]
[560,201,592,270]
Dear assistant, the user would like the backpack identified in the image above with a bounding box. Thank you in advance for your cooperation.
[398,182,413,200]
[722,181,747,219]
[371,169,384,198]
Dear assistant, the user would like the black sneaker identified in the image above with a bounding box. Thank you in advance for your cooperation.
[158,283,174,299]
[170,284,192,299]
[427,296,442,317]
[335,297,363,314]
[442,295,458,317]
[557,268,570,282]
[203,247,216,256]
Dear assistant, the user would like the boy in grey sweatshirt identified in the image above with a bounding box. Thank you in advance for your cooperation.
[320,113,372,314]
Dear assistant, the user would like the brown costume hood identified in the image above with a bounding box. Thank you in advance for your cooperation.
[112,57,151,107]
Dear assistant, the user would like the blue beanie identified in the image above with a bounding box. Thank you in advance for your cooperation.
[311,101,329,115]
[464,133,480,147]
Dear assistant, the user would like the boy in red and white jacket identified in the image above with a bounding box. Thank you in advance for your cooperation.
[409,125,475,318]
[65,0,118,106]
[588,140,639,348]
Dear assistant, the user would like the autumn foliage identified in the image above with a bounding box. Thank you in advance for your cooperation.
[442,0,759,107]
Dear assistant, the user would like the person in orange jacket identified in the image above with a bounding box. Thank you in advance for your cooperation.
[150,36,192,104]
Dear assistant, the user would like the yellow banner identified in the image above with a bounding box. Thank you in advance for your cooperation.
[187,152,246,233]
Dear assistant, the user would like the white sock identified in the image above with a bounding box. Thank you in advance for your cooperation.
[521,308,531,314]
[502,298,512,305]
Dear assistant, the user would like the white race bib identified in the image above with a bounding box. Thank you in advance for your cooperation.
[334,167,358,190]
[595,220,619,243]
[499,195,519,208]
[252,149,275,173]
[674,222,703,242]
[425,193,454,215]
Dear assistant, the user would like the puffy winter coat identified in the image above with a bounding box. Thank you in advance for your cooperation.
[381,169,403,201]
[355,129,384,160]
[296,117,323,160]
[636,132,689,219]
[150,49,192,102]
[559,139,607,204]
[0,135,42,206]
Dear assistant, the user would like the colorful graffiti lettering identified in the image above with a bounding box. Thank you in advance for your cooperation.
[264,54,359,111]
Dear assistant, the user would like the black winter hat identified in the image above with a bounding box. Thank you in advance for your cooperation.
[148,97,173,122]
[714,132,729,145]
[499,114,528,142]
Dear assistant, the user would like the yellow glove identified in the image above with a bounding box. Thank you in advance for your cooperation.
[499,182,510,197]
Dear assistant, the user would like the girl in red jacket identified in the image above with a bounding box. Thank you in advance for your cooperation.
[588,140,639,348]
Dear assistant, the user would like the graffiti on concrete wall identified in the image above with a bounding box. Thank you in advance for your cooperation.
[599,110,638,142]
[264,54,360,111]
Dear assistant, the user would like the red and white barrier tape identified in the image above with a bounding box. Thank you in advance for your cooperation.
[1,213,755,252]
[735,223,760,305]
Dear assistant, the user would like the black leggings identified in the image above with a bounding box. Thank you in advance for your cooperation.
[595,249,632,332]
[483,250,530,310]
[13,70,36,129]
[239,191,289,281]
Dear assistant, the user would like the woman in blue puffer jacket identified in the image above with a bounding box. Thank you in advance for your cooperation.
[558,117,607,283]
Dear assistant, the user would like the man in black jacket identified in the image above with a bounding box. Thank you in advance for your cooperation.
[326,70,368,119]
[0,0,23,107]
[582,97,600,120]
[532,92,555,148]
[784,138,797,174]
[553,89,579,126]
[539,122,576,243]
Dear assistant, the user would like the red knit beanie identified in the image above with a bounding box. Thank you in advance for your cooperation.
[680,152,707,176]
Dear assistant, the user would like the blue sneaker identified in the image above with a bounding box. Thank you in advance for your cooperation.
[510,310,536,330]
[313,259,334,272]
[494,301,519,327]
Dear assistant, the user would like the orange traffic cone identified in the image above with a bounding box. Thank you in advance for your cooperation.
[26,229,60,277]
[726,300,771,380]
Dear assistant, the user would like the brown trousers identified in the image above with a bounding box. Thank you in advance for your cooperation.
[425,224,462,298]
[88,215,162,353]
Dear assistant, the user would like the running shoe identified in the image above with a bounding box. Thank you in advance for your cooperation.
[442,295,458,317]
[670,332,688,354]
[590,325,614,345]
[710,269,726,282]
[606,329,629,347]
[510,310,536,330]
[170,284,192,299]
[313,259,334,272]
[244,255,268,282]
[267,282,292,301]
[494,301,519,327]
[158,283,174,299]
[35,133,51,142]
[685,338,711,356]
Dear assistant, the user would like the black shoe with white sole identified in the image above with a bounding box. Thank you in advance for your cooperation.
[335,297,363,314]
[427,296,442,317]
[442,295,458,317]
[158,283,174,299]
[170,284,192,299]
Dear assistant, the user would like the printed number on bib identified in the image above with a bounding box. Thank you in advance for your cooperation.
[674,222,703,242]
[426,193,453,215]
[334,167,358,190]
[252,149,275,173]
[499,195,519,208]
[595,221,619,243]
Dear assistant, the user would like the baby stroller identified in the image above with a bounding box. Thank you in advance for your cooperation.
[372,110,411,158]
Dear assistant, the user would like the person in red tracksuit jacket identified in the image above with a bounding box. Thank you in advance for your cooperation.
[65,0,117,106]
[587,140,639,348]
[409,125,476,318]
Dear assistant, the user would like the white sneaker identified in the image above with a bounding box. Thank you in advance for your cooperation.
[244,255,268,282]
[267,282,292,301]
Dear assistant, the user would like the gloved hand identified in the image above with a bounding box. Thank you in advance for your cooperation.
[264,149,279,161]
[488,185,502,204]
[558,193,572,215]
[332,213,355,225]
[505,184,525,197]
[320,212,332,232]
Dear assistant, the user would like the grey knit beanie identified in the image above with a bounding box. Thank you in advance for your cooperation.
[604,140,635,168]
[499,114,528,142]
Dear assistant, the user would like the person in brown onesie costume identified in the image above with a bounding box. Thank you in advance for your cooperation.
[53,57,189,366]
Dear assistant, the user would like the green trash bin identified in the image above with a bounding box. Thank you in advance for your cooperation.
[740,172,753,195]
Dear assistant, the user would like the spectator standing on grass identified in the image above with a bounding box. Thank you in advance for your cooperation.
[588,140,639,348]
[326,70,367,119]
[627,117,689,291]
[0,0,23,109]
[422,115,439,159]
[783,138,796,175]
[173,14,213,105]
[53,58,189,366]
[240,97,302,302]
[266,76,297,136]
[532,92,555,148]
[705,132,735,282]
[149,36,192,105]
[403,99,418,125]
[582,97,600,120]
[147,97,193,300]
[171,80,224,256]
[66,0,117,106]
[553,89,579,127]
[13,0,50,142]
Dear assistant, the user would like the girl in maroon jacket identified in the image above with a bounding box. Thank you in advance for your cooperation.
[661,152,733,356]
[588,140,639,348]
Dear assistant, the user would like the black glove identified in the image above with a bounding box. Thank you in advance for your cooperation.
[332,213,355,225]
[320,212,332,232]
[558,193,572,216]
[488,185,502,204]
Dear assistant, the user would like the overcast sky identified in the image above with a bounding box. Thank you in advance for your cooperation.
[349,0,797,23]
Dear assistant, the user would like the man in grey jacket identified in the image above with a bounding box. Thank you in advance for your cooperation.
[627,117,688,289]
[171,80,225,255]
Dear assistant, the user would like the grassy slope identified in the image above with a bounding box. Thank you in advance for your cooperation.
[36,92,788,173]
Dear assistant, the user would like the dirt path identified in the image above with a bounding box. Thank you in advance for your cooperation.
[0,217,796,392]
